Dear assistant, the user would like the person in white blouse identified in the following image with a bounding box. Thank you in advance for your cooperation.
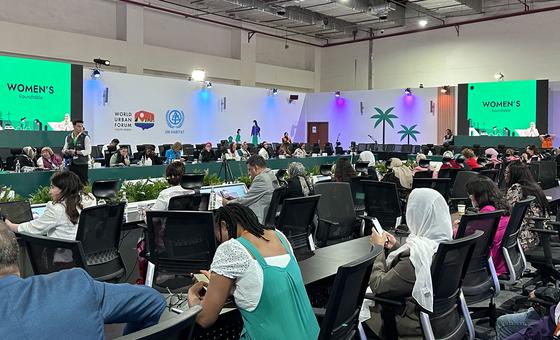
[5,171,96,240]
[526,122,540,137]
[225,142,241,161]
[238,142,251,161]
[149,162,195,211]
[258,141,270,160]
[292,143,308,158]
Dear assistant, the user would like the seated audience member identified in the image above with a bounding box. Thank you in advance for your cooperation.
[485,147,502,168]
[439,151,461,170]
[109,145,131,167]
[144,146,162,165]
[225,142,241,161]
[258,141,270,160]
[37,147,63,170]
[187,204,319,338]
[238,142,251,161]
[17,146,36,168]
[382,158,413,200]
[462,148,481,169]
[101,138,120,153]
[525,145,540,163]
[366,188,452,338]
[334,157,356,183]
[223,155,278,224]
[505,148,520,162]
[540,133,555,149]
[505,161,549,251]
[292,143,307,158]
[150,162,194,211]
[443,128,454,145]
[0,227,165,338]
[281,132,292,145]
[277,143,291,157]
[200,142,216,162]
[285,162,313,199]
[413,153,435,175]
[464,175,510,276]
[358,150,378,180]
[5,171,95,240]
[165,141,182,164]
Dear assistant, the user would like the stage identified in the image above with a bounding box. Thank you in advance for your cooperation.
[454,136,541,149]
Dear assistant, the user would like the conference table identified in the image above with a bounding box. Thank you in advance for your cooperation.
[155,237,381,339]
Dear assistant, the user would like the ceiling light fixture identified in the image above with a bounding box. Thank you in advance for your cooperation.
[191,69,206,82]
[418,19,428,27]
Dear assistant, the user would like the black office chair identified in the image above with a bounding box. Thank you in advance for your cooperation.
[115,305,202,340]
[438,168,462,190]
[159,144,172,156]
[400,144,413,154]
[275,169,288,186]
[275,195,321,259]
[180,174,205,191]
[315,251,379,340]
[362,181,402,231]
[523,217,560,291]
[314,182,360,247]
[264,186,287,228]
[450,171,479,207]
[366,231,481,340]
[349,177,366,213]
[480,169,499,183]
[537,161,558,190]
[499,197,533,285]
[21,233,88,275]
[168,194,210,211]
[354,161,369,176]
[91,179,120,202]
[319,163,333,176]
[412,178,452,203]
[104,150,115,168]
[324,142,334,156]
[146,211,217,292]
[414,170,433,179]
[312,143,321,154]
[455,211,503,328]
[75,203,126,282]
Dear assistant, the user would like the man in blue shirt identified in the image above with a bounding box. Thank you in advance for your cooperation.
[165,141,183,164]
[0,227,166,338]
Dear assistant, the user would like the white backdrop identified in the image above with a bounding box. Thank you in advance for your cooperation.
[83,71,307,147]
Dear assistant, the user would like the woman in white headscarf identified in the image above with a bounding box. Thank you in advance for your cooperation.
[484,147,502,168]
[285,162,313,199]
[381,158,413,200]
[366,188,453,338]
[358,151,378,180]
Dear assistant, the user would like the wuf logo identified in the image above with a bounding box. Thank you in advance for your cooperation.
[134,111,155,130]
[166,109,185,129]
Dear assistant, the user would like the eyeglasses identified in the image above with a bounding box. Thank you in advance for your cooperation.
[165,288,188,311]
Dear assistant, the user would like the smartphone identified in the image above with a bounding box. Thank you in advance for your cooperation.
[372,217,384,235]
[193,273,209,284]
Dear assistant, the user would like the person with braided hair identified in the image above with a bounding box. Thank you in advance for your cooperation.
[187,203,319,339]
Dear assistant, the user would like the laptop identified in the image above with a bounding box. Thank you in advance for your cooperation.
[31,204,47,220]
[0,201,33,224]
[200,183,249,199]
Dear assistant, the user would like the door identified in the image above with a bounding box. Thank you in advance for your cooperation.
[307,122,329,149]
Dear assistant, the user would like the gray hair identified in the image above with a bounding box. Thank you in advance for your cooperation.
[0,226,19,270]
[288,162,306,178]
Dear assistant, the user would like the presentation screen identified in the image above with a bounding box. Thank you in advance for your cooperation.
[457,79,548,136]
[0,55,82,131]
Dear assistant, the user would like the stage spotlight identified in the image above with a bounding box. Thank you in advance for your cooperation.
[272,88,278,95]
[418,19,428,27]
[404,88,412,95]
[93,58,110,66]
[91,69,101,79]
[205,81,212,89]
[440,85,449,94]
[335,90,341,97]
[494,72,504,81]
[191,69,206,82]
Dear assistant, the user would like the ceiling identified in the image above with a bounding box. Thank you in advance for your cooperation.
[150,0,560,43]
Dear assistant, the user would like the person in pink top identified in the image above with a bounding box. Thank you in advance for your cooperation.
[465,175,511,276]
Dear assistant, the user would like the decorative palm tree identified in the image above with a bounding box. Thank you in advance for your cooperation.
[371,107,398,145]
[397,124,421,144]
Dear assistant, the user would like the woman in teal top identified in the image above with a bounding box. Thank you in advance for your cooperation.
[188,204,319,339]
[235,129,242,143]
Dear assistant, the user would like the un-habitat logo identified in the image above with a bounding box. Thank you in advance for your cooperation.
[166,109,184,129]
[134,110,155,130]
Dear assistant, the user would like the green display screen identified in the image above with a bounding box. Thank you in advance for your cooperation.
[0,56,72,130]
[467,80,537,136]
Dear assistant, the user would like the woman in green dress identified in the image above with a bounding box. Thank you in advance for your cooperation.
[250,120,260,146]
[187,204,319,339]
[235,129,242,143]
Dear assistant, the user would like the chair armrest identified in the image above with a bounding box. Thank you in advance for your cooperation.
[364,293,405,307]
[527,216,549,222]
[319,218,340,227]
[357,215,374,222]
[528,228,558,235]
[137,222,148,230]
[313,307,326,318]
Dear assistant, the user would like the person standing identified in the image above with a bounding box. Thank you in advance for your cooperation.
[62,120,91,184]
[282,132,292,145]
[235,129,242,143]
[251,120,261,146]
[443,129,454,145]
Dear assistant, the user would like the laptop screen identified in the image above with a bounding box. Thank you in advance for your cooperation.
[200,183,248,199]
[0,201,33,224]
[31,205,47,220]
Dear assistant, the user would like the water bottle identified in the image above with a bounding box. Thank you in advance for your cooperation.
[15,159,20,173]
[141,155,145,166]
[427,150,433,156]
[121,192,129,223]
[209,187,217,210]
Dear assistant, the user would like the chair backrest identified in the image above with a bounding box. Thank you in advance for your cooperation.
[414,170,433,179]
[438,168,462,188]
[264,186,287,227]
[349,176,365,209]
[455,211,503,302]
[319,163,333,176]
[412,178,452,202]
[314,182,357,246]
[318,251,379,340]
[354,161,369,175]
[480,169,499,182]
[76,203,126,281]
[362,180,401,229]
[426,230,481,339]
[168,194,209,211]
[276,195,321,253]
[400,144,413,153]
[146,211,217,288]
[537,161,558,189]
[159,144,172,155]
[450,171,478,199]
[20,233,87,275]
[180,174,205,190]
[92,179,120,201]
[500,197,533,282]
[116,305,202,340]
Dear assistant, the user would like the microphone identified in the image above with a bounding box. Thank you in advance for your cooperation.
[336,132,341,142]
[367,134,376,142]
